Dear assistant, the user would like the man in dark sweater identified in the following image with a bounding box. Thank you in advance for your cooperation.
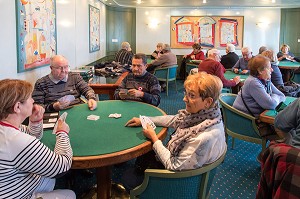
[220,43,239,69]
[114,53,161,106]
[32,55,97,112]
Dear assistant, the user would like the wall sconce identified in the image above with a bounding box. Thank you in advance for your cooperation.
[256,21,270,29]
[147,19,159,29]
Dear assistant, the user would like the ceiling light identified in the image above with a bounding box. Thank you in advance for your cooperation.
[203,0,207,3]
[272,0,275,2]
[137,0,142,4]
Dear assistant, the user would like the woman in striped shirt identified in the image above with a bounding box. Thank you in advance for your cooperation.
[0,79,75,199]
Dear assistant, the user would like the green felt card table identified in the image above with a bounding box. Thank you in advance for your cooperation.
[278,60,300,82]
[41,100,167,199]
[259,96,297,124]
[224,70,249,94]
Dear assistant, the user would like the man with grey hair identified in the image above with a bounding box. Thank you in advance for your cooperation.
[220,43,239,69]
[115,41,134,66]
[198,49,240,87]
[33,55,97,112]
[232,46,253,74]
[146,44,177,73]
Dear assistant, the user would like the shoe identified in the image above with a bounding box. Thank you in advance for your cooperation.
[111,182,129,199]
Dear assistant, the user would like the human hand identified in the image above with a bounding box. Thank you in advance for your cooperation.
[233,68,239,74]
[88,99,97,110]
[53,100,71,111]
[183,55,187,58]
[29,104,45,122]
[241,70,249,74]
[125,117,141,127]
[143,124,158,143]
[55,119,70,134]
[233,76,241,84]
[190,55,195,60]
[128,89,144,98]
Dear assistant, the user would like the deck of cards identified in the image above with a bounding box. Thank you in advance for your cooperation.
[108,113,122,119]
[87,114,100,121]
[140,115,156,130]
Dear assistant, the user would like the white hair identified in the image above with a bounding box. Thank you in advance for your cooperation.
[208,49,220,57]
[242,47,252,54]
[227,44,235,52]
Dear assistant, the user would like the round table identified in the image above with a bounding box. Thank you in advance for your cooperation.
[41,100,167,199]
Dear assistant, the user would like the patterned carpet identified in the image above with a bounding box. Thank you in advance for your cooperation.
[56,80,263,198]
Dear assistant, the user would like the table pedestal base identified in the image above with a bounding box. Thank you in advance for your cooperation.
[96,166,112,199]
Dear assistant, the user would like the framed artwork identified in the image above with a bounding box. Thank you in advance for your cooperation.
[170,16,244,49]
[16,0,57,73]
[89,5,100,53]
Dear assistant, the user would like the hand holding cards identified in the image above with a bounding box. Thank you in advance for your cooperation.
[52,112,68,134]
[140,115,156,130]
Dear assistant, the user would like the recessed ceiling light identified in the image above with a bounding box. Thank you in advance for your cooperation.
[203,0,207,3]
[137,0,142,4]
[272,0,275,3]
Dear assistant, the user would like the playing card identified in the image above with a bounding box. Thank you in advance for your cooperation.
[87,114,100,120]
[52,112,68,134]
[58,95,75,103]
[140,115,156,130]
[108,113,122,118]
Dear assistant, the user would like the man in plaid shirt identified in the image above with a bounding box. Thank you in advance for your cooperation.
[256,141,300,199]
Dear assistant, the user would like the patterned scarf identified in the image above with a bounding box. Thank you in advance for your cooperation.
[167,106,222,156]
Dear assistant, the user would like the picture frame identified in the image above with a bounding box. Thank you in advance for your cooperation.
[170,16,244,49]
[89,5,100,53]
[16,0,57,73]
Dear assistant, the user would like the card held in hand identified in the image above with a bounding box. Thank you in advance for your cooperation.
[139,115,156,130]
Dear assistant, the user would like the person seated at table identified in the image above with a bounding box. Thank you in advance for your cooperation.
[262,50,300,97]
[151,43,163,60]
[32,55,97,112]
[277,44,295,61]
[258,46,268,55]
[0,79,75,199]
[115,41,134,66]
[232,47,253,74]
[178,43,205,79]
[198,48,240,88]
[122,72,227,190]
[274,98,300,147]
[220,43,239,69]
[114,53,161,106]
[256,141,300,199]
[146,44,177,73]
[233,55,285,117]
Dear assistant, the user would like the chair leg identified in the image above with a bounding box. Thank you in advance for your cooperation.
[232,138,235,149]
[166,81,169,96]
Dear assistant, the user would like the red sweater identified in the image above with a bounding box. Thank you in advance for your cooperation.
[187,51,205,60]
[198,59,236,87]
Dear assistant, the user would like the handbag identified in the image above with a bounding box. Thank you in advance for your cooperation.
[240,88,277,137]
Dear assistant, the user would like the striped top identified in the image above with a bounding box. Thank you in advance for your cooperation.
[0,121,73,199]
[115,49,133,66]
[32,72,96,112]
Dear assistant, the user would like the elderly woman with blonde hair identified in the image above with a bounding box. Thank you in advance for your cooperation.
[0,79,75,199]
[122,72,227,190]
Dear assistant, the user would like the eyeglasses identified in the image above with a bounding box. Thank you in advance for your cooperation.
[183,91,199,100]
[52,65,70,70]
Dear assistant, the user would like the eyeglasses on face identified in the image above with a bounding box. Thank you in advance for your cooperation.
[183,91,199,100]
[52,65,70,70]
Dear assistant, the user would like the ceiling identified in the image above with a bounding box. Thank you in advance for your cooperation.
[100,0,300,8]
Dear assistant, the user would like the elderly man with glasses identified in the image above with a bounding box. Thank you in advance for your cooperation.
[232,46,253,74]
[32,55,97,112]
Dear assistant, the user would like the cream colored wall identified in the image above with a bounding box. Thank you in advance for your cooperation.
[136,8,281,56]
[0,0,106,84]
